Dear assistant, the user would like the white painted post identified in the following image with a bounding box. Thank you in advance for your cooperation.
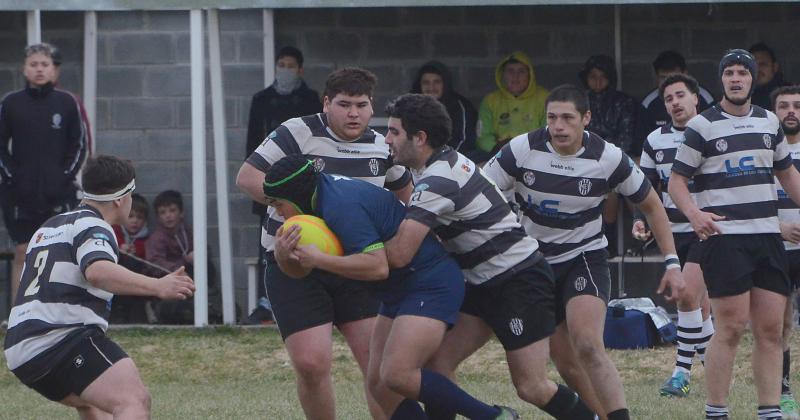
[207,9,236,325]
[190,10,208,327]
[26,10,41,45]
[262,9,275,87]
[83,11,97,155]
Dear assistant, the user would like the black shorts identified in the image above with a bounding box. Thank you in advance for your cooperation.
[550,249,611,324]
[1,199,77,244]
[265,253,379,340]
[460,255,556,351]
[786,249,800,289]
[12,329,128,402]
[696,233,791,298]
[674,232,702,266]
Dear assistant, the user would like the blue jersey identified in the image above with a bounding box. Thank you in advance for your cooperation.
[315,173,451,291]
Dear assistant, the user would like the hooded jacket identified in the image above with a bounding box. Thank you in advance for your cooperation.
[579,55,640,156]
[411,61,478,154]
[476,51,549,157]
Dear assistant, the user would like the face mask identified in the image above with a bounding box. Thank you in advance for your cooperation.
[275,67,300,94]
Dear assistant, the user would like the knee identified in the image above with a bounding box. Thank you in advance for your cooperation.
[572,338,605,368]
[379,362,415,397]
[117,386,151,415]
[514,378,552,407]
[291,353,331,383]
[754,321,783,345]
[714,320,747,346]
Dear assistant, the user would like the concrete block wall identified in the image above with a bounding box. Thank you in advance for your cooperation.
[0,4,798,317]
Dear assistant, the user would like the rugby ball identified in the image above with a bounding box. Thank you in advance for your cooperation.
[282,215,344,257]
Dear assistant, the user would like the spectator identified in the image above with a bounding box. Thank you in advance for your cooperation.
[578,55,641,257]
[411,60,478,157]
[243,46,321,325]
[0,43,87,302]
[579,54,639,155]
[640,50,715,129]
[749,42,791,111]
[145,190,223,324]
[110,193,152,324]
[475,51,549,163]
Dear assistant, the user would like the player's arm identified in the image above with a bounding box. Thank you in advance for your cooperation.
[295,243,389,281]
[85,260,194,300]
[393,182,413,204]
[775,165,800,209]
[636,188,684,301]
[236,162,269,206]
[385,218,431,269]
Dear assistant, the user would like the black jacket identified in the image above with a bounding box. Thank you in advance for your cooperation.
[752,72,791,111]
[0,83,86,212]
[411,61,478,154]
[245,80,321,216]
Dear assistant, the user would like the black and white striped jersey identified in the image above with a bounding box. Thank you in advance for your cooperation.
[4,205,119,371]
[776,142,800,251]
[640,124,695,234]
[245,113,412,252]
[405,147,540,286]
[485,129,650,264]
[672,105,791,234]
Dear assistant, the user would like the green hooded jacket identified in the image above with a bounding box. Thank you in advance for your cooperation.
[476,51,549,155]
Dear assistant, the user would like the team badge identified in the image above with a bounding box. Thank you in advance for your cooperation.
[655,150,664,163]
[578,178,592,196]
[368,158,380,176]
[313,157,325,172]
[51,113,62,129]
[462,163,472,173]
[509,318,524,336]
[716,139,728,153]
[73,355,84,368]
[575,276,587,291]
[523,171,536,186]
[763,134,772,149]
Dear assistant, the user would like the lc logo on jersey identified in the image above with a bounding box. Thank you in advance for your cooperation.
[725,156,755,174]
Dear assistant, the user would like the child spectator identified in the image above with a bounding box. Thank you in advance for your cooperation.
[146,190,224,323]
[110,193,152,323]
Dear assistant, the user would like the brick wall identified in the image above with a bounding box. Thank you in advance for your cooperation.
[0,4,797,315]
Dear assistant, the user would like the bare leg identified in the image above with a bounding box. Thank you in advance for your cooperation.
[67,357,151,420]
[426,313,493,380]
[367,315,401,418]
[750,287,787,406]
[339,317,385,420]
[566,295,626,414]
[705,292,750,406]
[549,322,605,417]
[505,337,558,407]
[284,323,336,420]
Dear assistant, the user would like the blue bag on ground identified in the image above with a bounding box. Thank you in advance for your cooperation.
[603,298,677,349]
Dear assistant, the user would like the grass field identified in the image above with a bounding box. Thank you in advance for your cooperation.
[0,326,797,419]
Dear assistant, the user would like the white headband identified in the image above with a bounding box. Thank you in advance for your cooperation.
[83,179,136,202]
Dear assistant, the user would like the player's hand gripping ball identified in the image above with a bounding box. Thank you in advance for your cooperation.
[282,215,344,256]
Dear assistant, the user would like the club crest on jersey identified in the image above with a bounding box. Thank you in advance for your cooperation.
[575,276,587,291]
[509,318,524,336]
[368,158,380,176]
[655,150,664,163]
[763,134,772,149]
[523,171,536,186]
[51,113,62,129]
[578,178,592,196]
[35,232,44,243]
[313,157,325,172]
[716,139,728,153]
[461,163,472,173]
